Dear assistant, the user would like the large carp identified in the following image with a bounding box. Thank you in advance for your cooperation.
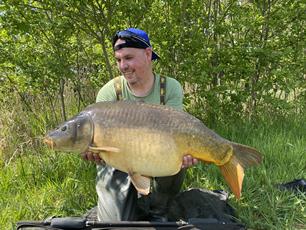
[44,101,262,198]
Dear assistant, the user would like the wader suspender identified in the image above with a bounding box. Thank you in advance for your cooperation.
[114,75,166,105]
[159,75,166,105]
[114,76,123,101]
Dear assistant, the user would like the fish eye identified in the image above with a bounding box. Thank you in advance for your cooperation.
[61,126,67,131]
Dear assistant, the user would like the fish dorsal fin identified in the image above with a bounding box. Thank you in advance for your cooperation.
[129,173,151,195]
[88,146,120,153]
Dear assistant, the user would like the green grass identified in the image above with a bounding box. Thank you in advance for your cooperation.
[185,117,306,229]
[0,150,97,229]
[1,112,305,229]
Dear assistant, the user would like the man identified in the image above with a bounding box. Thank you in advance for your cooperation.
[82,28,198,222]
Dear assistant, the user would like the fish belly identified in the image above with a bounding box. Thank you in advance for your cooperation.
[95,127,182,177]
[174,132,233,166]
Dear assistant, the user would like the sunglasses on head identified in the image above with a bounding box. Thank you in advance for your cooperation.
[112,30,151,48]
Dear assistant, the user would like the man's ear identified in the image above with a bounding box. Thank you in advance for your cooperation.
[145,47,153,61]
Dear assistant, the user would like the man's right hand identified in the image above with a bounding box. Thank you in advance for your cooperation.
[81,151,104,165]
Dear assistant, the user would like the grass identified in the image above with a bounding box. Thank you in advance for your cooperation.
[0,102,305,229]
[185,117,306,229]
[0,150,97,229]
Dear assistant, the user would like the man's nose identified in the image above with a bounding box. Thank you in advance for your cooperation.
[119,60,128,71]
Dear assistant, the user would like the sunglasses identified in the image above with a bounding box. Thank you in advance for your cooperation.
[112,30,151,48]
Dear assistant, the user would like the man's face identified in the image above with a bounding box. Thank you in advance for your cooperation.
[114,39,152,85]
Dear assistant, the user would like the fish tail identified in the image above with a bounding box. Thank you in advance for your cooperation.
[219,143,262,199]
[231,142,262,167]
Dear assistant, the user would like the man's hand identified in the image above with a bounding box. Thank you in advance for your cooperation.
[182,154,199,168]
[81,151,104,165]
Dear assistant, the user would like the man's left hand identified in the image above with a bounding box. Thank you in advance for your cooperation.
[182,154,199,168]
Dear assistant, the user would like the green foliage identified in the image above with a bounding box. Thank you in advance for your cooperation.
[1,0,305,121]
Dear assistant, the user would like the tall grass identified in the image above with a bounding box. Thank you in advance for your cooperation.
[0,93,97,229]
[0,151,97,229]
[0,94,305,229]
[185,117,306,229]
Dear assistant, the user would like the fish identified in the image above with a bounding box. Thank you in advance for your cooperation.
[44,101,262,198]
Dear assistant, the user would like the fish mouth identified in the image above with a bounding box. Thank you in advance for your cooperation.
[43,137,55,149]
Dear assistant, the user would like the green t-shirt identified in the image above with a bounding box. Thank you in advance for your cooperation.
[96,74,183,111]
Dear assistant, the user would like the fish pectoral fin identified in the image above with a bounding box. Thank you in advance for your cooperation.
[88,146,120,153]
[129,173,151,195]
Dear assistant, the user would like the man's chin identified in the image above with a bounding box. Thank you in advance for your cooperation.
[125,76,137,85]
[127,80,137,86]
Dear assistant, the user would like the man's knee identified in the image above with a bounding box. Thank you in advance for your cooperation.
[153,169,186,194]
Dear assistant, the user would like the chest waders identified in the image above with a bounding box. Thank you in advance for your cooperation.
[111,75,186,221]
